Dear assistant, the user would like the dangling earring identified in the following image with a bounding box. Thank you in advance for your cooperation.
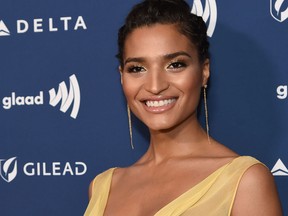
[203,85,211,144]
[127,104,134,149]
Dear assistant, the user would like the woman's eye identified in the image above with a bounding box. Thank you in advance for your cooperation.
[127,66,145,73]
[167,62,186,69]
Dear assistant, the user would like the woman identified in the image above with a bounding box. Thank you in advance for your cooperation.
[84,0,282,215]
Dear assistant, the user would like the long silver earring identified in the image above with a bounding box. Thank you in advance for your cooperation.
[203,85,211,144]
[127,104,134,149]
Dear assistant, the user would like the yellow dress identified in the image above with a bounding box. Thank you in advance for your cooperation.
[84,156,261,216]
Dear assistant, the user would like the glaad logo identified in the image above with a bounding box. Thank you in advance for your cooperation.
[271,158,288,176]
[270,0,288,22]
[49,74,81,119]
[2,92,44,109]
[0,16,87,37]
[1,74,80,119]
[276,85,287,99]
[0,20,10,36]
[0,157,18,183]
[191,0,217,37]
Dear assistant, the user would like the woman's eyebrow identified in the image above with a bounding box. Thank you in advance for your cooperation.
[124,51,191,65]
[163,51,192,60]
[124,57,145,65]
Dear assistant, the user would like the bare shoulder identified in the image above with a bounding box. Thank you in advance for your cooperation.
[111,166,127,181]
[108,166,133,191]
[209,138,239,157]
[232,163,283,216]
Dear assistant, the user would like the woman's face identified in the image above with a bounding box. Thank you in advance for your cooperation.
[120,24,209,131]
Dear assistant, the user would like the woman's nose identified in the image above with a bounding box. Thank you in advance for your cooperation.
[144,70,169,94]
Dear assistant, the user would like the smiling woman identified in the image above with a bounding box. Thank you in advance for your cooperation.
[84,0,283,215]
[120,24,208,132]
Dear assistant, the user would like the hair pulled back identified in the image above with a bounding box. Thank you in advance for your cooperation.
[117,0,210,66]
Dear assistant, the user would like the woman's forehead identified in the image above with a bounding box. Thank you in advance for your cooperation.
[123,24,197,60]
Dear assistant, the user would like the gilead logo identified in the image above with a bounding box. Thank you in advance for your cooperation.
[23,161,87,176]
[0,16,87,36]
[0,157,17,183]
[270,0,288,22]
[2,74,81,119]
[0,156,87,183]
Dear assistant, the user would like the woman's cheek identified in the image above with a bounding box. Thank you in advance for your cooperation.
[122,78,138,102]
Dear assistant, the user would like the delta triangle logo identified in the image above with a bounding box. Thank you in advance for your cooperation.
[0,20,10,36]
[271,158,288,176]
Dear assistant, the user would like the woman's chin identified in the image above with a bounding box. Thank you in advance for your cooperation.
[146,121,175,133]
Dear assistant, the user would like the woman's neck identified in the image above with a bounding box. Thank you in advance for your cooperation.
[140,119,210,165]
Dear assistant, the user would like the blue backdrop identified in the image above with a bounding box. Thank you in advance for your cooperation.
[0,0,287,215]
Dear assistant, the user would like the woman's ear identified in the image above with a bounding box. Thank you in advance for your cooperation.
[202,59,210,86]
[119,66,123,85]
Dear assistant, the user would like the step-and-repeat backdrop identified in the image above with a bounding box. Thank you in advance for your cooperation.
[1,0,287,215]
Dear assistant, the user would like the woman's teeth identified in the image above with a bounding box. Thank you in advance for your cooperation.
[145,99,176,107]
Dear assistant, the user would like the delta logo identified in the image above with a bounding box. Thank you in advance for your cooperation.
[0,20,10,36]
[0,15,87,36]
[1,74,81,119]
[271,158,288,176]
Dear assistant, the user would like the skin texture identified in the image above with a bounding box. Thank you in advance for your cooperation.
[89,24,282,216]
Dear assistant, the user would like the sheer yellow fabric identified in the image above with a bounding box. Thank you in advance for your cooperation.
[84,156,261,216]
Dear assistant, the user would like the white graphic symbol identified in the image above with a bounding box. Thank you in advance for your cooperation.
[270,0,288,22]
[271,158,288,176]
[49,74,81,119]
[191,0,217,37]
[0,20,10,36]
[0,157,17,183]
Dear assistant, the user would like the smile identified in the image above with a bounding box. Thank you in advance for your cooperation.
[145,98,176,107]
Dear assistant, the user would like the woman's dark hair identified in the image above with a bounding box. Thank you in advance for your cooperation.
[117,0,210,66]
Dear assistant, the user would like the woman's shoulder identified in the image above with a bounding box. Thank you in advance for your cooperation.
[235,158,275,192]
[97,167,117,178]
[88,167,117,199]
[231,158,283,215]
[230,155,261,166]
